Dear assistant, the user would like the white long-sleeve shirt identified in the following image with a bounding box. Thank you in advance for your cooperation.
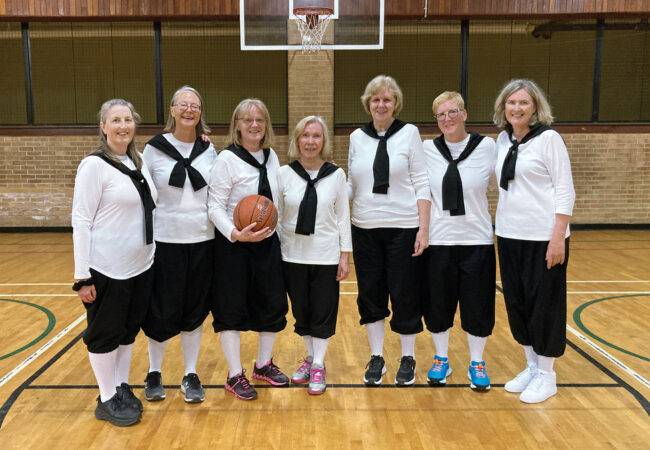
[424,135,496,245]
[347,123,430,229]
[208,147,280,242]
[142,133,216,243]
[72,154,158,280]
[277,165,352,265]
[494,129,575,240]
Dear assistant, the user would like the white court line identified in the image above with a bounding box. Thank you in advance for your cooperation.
[566,325,650,391]
[0,294,78,297]
[0,313,86,388]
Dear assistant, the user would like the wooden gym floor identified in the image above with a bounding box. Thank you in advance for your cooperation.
[0,231,648,449]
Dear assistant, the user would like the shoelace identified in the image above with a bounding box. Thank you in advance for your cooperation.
[186,374,201,389]
[296,360,312,374]
[472,364,486,379]
[311,368,325,383]
[399,357,415,369]
[431,359,446,373]
[233,371,252,389]
[366,356,383,370]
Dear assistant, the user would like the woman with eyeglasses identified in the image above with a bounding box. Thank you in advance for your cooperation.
[493,79,575,404]
[347,75,431,387]
[72,99,157,426]
[421,91,496,392]
[207,98,289,401]
[140,86,216,404]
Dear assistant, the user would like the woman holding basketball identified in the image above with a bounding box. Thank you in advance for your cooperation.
[277,116,352,395]
[141,86,216,404]
[493,79,575,403]
[72,99,157,426]
[347,75,431,386]
[208,98,289,400]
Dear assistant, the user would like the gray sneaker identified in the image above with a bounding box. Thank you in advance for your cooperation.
[144,371,165,402]
[181,373,205,403]
[308,363,326,395]
[291,356,313,384]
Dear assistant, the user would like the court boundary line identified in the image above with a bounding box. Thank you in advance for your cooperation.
[0,298,56,360]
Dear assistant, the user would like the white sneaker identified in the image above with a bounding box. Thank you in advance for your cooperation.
[520,369,557,404]
[504,362,538,393]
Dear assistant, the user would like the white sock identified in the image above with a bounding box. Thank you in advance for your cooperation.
[312,337,329,366]
[220,330,242,377]
[257,332,277,367]
[467,333,487,362]
[400,333,416,358]
[431,329,450,358]
[302,336,314,357]
[537,355,555,372]
[147,338,168,373]
[114,344,133,385]
[366,319,385,356]
[524,345,538,365]
[181,325,203,375]
[89,350,117,402]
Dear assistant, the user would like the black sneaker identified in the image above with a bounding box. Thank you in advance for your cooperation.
[94,394,140,427]
[395,356,416,386]
[181,373,205,403]
[363,355,386,386]
[251,359,290,386]
[144,371,165,401]
[226,370,258,400]
[116,382,143,412]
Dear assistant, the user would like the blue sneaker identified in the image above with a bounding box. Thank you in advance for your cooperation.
[467,361,490,392]
[427,356,452,386]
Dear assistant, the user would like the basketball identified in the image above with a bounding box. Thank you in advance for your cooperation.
[233,194,278,232]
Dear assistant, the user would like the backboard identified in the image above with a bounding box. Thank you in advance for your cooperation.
[240,0,385,50]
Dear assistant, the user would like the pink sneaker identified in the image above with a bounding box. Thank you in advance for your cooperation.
[307,363,327,395]
[252,359,289,386]
[291,356,313,384]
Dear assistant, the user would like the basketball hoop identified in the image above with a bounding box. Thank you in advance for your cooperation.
[293,6,334,53]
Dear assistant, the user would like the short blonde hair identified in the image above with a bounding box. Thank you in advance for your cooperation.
[493,79,554,130]
[360,75,403,116]
[227,98,275,149]
[432,91,465,115]
[288,116,331,161]
[165,85,211,137]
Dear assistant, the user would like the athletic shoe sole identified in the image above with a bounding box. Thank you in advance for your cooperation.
[427,367,452,386]
[251,373,289,386]
[291,377,310,384]
[180,385,205,403]
[225,384,258,401]
[363,366,387,386]
[94,409,141,427]
[145,392,165,401]
[307,386,326,395]
[395,368,416,386]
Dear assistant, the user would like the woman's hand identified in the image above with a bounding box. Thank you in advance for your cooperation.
[78,284,97,303]
[201,134,211,143]
[412,229,429,257]
[231,222,272,242]
[336,252,351,281]
[545,235,566,269]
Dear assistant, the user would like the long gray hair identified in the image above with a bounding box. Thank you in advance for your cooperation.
[165,85,211,137]
[91,98,142,169]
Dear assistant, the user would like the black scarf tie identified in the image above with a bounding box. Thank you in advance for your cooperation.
[147,135,210,191]
[433,133,486,216]
[361,119,407,194]
[96,154,156,244]
[500,125,551,190]
[289,160,339,235]
[225,144,273,202]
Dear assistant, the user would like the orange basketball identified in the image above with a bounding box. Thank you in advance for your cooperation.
[233,194,278,232]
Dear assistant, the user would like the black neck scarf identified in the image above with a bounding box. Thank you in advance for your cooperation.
[95,154,156,245]
[500,125,552,190]
[361,119,407,194]
[289,160,339,235]
[224,144,273,202]
[433,133,486,216]
[147,134,210,191]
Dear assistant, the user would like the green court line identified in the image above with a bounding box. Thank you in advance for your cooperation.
[0,298,56,360]
[573,294,650,363]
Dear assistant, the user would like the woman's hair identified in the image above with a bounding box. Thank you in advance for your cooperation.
[432,91,465,115]
[91,98,142,169]
[164,85,211,137]
[227,98,275,149]
[493,79,554,130]
[360,75,403,117]
[288,115,331,161]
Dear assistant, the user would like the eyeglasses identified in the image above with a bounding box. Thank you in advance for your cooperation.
[174,102,201,112]
[436,109,460,120]
[238,118,265,126]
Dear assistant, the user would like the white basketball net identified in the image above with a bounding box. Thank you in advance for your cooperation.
[294,11,332,53]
